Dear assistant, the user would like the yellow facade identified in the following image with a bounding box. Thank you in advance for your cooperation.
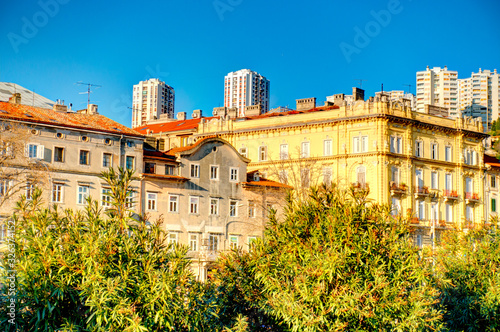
[195,97,487,242]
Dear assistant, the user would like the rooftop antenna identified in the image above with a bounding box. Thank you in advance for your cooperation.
[76,81,101,109]
[403,84,412,94]
[381,83,384,93]
[354,79,367,89]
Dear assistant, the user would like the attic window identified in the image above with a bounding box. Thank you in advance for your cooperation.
[56,133,64,139]
[82,136,89,142]
[104,138,112,145]
[112,127,122,132]
[0,110,8,114]
[24,113,33,118]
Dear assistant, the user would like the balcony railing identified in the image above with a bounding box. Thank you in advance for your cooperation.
[390,182,407,196]
[465,192,480,203]
[443,189,459,201]
[414,186,429,198]
[351,182,369,191]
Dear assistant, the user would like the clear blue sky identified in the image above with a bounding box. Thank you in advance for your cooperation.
[1,0,499,126]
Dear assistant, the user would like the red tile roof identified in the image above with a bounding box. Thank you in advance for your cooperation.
[142,173,188,181]
[244,105,339,120]
[166,135,218,155]
[143,149,177,162]
[0,101,143,137]
[244,171,293,189]
[134,117,216,134]
[485,154,500,168]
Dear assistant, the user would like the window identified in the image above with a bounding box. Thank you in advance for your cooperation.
[259,146,267,161]
[77,185,89,205]
[210,165,219,180]
[169,195,179,212]
[147,192,157,210]
[54,147,64,163]
[323,167,332,185]
[239,147,247,158]
[229,200,238,217]
[27,143,44,159]
[52,184,63,203]
[230,235,238,249]
[491,175,497,188]
[210,198,219,215]
[466,205,473,221]
[357,166,366,186]
[248,201,255,218]
[445,203,453,222]
[430,202,438,222]
[465,177,473,195]
[390,136,402,153]
[391,197,401,216]
[145,162,156,174]
[445,146,452,162]
[464,148,477,165]
[324,139,332,156]
[101,188,111,208]
[229,167,239,182]
[247,236,257,250]
[165,165,176,175]
[280,144,289,160]
[0,180,9,196]
[492,198,497,213]
[168,233,178,245]
[391,167,400,184]
[279,170,288,184]
[79,150,90,165]
[415,141,423,158]
[189,196,199,214]
[209,234,219,251]
[301,142,310,158]
[0,142,12,157]
[301,168,310,188]
[431,171,438,189]
[417,199,425,220]
[100,153,111,168]
[445,173,452,191]
[415,234,423,248]
[126,156,135,170]
[125,191,135,209]
[190,164,200,178]
[415,169,423,188]
[431,143,438,160]
[353,135,368,153]
[189,234,198,251]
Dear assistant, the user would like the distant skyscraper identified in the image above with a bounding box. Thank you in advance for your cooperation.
[132,78,174,128]
[459,69,499,130]
[416,66,458,117]
[224,69,270,116]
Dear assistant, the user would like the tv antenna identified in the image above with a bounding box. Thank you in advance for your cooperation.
[76,82,101,108]
[354,79,367,88]
[403,84,412,94]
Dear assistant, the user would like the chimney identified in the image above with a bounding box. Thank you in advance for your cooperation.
[176,112,186,121]
[192,109,202,119]
[296,97,316,111]
[352,87,365,101]
[245,105,261,117]
[8,93,21,104]
[88,104,98,115]
[53,100,68,112]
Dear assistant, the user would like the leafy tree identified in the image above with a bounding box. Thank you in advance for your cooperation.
[213,185,443,331]
[0,167,221,331]
[432,222,500,331]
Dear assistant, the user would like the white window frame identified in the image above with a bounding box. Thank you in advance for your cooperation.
[353,135,368,153]
[492,175,497,188]
[190,164,200,178]
[247,236,257,250]
[415,140,423,158]
[230,235,238,249]
[101,188,112,208]
[323,139,332,156]
[431,171,438,190]
[169,195,179,213]
[445,145,452,162]
[280,144,289,160]
[189,196,199,214]
[209,234,219,251]
[259,146,267,161]
[390,136,402,153]
[431,143,438,160]
[210,198,219,215]
[239,147,247,158]
[52,183,64,203]
[229,167,239,182]
[125,191,135,209]
[0,180,12,197]
[301,141,310,158]
[417,199,425,220]
[391,197,401,216]
[77,185,89,205]
[323,167,332,185]
[168,232,178,245]
[147,192,157,211]
[27,143,44,159]
[229,200,238,217]
[210,165,219,180]
[189,234,198,251]
[445,203,453,222]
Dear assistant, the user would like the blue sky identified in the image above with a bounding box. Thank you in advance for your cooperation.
[1,0,499,126]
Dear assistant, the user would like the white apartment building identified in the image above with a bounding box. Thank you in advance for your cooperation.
[416,66,459,117]
[459,69,500,130]
[132,78,175,128]
[224,69,270,117]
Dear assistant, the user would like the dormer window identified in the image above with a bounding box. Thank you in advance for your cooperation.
[253,172,260,181]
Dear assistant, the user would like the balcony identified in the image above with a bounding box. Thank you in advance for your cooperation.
[414,186,429,198]
[443,189,459,202]
[351,182,369,192]
[465,192,480,204]
[390,182,407,196]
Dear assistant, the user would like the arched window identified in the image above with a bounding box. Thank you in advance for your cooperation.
[356,165,366,186]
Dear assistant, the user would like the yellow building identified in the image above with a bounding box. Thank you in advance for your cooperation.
[138,93,488,246]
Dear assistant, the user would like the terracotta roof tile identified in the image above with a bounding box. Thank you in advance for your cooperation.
[0,101,143,137]
[244,171,292,189]
[134,117,217,134]
[166,135,218,155]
